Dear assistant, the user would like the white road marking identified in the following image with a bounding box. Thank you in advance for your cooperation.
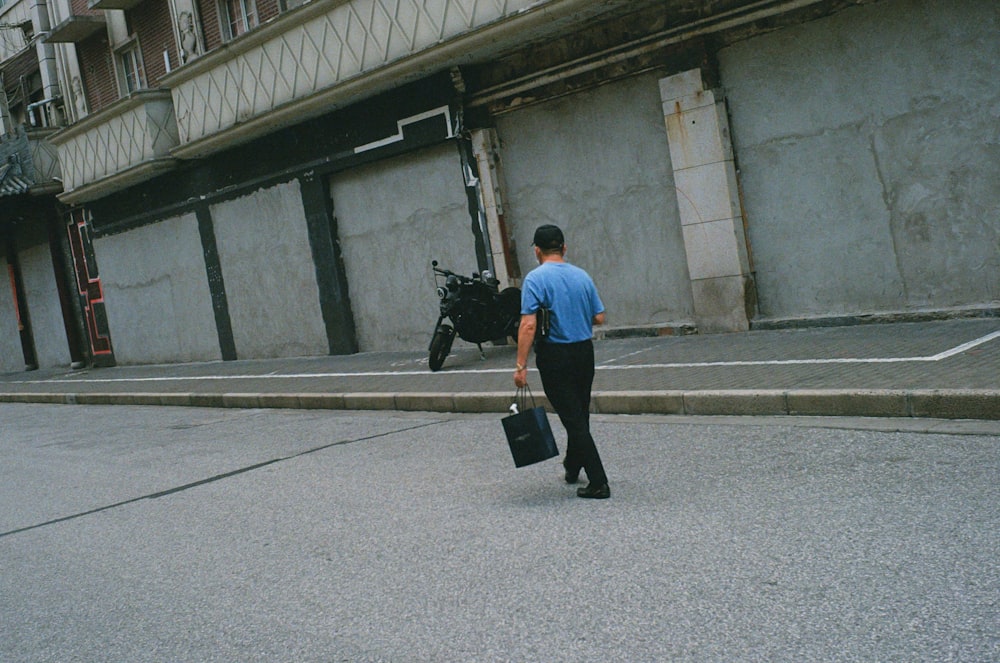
[929,330,1000,360]
[5,331,998,385]
[599,346,657,365]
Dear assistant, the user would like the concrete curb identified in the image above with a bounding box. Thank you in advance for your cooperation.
[2,389,999,420]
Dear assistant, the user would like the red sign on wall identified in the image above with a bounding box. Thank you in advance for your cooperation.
[67,209,115,364]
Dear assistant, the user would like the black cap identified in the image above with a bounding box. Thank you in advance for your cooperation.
[532,224,565,251]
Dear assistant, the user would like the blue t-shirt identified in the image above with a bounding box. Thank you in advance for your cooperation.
[521,262,605,344]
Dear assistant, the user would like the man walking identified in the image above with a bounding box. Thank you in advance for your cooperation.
[513,224,610,499]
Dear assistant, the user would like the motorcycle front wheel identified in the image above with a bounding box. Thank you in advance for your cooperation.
[428,325,455,372]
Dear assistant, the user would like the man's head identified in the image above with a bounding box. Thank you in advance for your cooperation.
[532,224,565,255]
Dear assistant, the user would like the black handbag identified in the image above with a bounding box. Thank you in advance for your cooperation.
[502,386,558,467]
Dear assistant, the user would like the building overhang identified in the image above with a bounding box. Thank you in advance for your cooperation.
[161,0,841,161]
[56,157,177,205]
[44,15,107,43]
[88,0,144,9]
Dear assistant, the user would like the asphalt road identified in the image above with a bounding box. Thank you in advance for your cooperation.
[2,404,998,662]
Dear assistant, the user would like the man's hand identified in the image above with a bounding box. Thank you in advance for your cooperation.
[514,366,528,388]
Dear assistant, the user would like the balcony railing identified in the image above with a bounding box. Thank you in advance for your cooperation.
[50,89,179,204]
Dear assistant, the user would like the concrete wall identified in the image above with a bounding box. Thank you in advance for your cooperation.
[0,257,24,374]
[720,0,1000,321]
[19,243,67,368]
[496,72,695,328]
[331,143,473,351]
[97,213,220,365]
[213,180,329,359]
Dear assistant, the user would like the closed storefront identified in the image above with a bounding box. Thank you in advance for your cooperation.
[495,72,695,330]
[212,181,329,359]
[96,213,220,365]
[331,142,474,352]
[719,0,1000,322]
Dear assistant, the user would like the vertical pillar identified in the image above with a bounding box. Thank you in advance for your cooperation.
[301,172,358,355]
[47,212,87,368]
[469,128,519,287]
[195,205,237,360]
[457,136,492,277]
[660,69,755,332]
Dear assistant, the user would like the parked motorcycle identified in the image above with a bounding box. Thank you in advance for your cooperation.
[428,260,521,371]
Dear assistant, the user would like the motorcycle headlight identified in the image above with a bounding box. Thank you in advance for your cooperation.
[437,286,448,300]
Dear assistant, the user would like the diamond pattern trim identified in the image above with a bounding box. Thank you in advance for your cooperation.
[55,95,179,192]
[172,0,537,145]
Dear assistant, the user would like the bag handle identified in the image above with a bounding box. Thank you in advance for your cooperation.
[513,385,538,411]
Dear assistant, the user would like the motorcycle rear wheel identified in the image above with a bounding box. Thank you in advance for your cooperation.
[428,325,455,372]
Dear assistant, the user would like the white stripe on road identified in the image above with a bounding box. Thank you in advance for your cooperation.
[604,330,1000,369]
[6,330,999,385]
[928,330,1000,360]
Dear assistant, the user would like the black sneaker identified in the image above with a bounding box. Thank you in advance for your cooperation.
[576,483,610,499]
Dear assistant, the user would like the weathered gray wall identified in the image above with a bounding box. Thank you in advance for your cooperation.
[331,143,472,351]
[213,181,328,359]
[20,243,67,368]
[97,213,220,365]
[720,0,1000,321]
[0,257,23,373]
[497,72,695,328]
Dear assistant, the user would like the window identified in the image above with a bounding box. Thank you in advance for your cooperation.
[220,0,258,40]
[118,44,145,95]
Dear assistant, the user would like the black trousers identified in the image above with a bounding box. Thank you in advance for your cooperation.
[535,339,608,486]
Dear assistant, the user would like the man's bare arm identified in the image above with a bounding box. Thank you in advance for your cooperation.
[514,313,537,388]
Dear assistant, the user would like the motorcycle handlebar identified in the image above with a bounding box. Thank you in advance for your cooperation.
[432,260,477,283]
